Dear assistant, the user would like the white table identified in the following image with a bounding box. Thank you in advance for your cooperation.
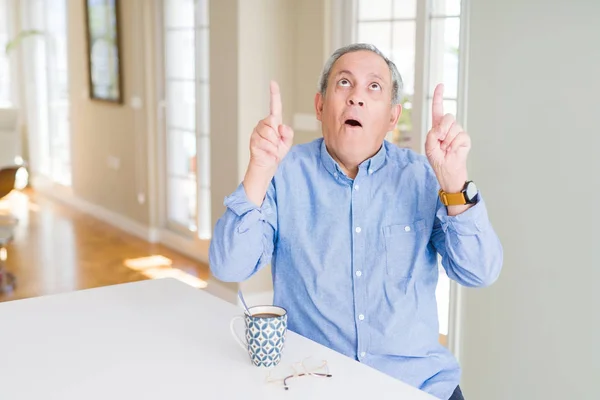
[0,278,436,399]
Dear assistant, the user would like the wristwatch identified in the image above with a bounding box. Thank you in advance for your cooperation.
[438,181,479,206]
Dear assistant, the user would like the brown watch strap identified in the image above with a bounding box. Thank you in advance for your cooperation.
[438,189,467,206]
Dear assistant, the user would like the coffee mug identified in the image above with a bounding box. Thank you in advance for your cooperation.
[230,305,288,367]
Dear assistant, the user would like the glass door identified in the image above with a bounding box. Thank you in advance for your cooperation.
[162,0,211,239]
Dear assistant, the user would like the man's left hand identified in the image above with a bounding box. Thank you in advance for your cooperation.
[425,83,471,194]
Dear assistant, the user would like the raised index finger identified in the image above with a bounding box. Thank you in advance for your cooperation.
[432,83,444,127]
[270,80,282,124]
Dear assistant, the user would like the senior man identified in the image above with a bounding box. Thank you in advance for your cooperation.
[209,43,503,400]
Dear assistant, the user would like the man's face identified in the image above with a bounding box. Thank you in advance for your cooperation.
[315,50,402,166]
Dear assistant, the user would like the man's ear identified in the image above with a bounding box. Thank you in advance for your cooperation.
[315,92,324,121]
[388,104,402,131]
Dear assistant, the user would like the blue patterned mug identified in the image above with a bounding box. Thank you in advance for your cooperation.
[230,305,288,367]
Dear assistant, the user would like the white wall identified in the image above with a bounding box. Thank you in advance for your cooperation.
[460,0,599,398]
[237,0,296,183]
[292,0,328,145]
[209,0,297,301]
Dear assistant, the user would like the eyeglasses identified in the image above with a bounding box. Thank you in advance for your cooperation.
[265,357,333,390]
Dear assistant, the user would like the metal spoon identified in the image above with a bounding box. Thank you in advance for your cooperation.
[237,289,251,315]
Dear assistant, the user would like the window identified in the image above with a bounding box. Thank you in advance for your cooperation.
[0,0,13,106]
[349,0,467,340]
[21,0,71,185]
[162,0,211,239]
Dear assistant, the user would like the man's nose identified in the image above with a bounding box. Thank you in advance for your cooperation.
[347,93,365,107]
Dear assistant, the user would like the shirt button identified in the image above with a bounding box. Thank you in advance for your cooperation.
[355,227,361,233]
[354,185,359,191]
[404,225,411,232]
[360,352,366,357]
[368,168,374,175]
[356,270,362,277]
[358,314,365,321]
[334,172,338,179]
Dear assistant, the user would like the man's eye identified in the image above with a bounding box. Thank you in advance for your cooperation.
[370,82,381,91]
[338,79,351,86]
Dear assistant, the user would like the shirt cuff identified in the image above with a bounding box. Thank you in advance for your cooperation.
[436,194,492,235]
[225,182,264,216]
[224,183,276,233]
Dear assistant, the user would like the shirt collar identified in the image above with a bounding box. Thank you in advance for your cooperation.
[319,138,387,180]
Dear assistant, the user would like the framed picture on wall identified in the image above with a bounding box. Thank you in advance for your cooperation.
[84,0,123,103]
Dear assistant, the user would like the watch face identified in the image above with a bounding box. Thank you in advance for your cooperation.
[465,181,478,200]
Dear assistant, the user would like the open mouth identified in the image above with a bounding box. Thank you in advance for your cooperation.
[344,119,362,128]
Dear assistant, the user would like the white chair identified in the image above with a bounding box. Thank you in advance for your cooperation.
[0,107,20,168]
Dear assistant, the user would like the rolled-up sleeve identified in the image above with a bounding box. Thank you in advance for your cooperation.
[209,182,278,282]
[431,195,504,287]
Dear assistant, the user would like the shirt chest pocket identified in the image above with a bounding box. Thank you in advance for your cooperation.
[383,219,428,279]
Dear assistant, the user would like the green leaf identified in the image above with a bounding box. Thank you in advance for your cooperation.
[5,30,45,56]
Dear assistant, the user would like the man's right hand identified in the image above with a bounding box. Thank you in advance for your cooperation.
[243,81,294,206]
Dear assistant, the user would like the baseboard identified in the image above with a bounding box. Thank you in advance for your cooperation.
[32,176,158,243]
[157,228,210,265]
[31,176,214,264]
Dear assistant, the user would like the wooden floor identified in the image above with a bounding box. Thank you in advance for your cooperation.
[0,189,211,303]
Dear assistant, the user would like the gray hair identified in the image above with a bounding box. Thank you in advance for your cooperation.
[318,43,403,105]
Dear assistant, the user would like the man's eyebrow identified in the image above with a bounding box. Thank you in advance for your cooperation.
[368,72,385,81]
[334,70,354,78]
[334,70,387,82]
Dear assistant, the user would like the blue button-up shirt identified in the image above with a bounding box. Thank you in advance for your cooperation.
[209,138,503,399]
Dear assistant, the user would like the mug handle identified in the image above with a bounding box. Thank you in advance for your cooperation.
[230,316,247,351]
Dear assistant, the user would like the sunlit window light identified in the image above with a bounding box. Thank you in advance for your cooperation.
[124,255,172,271]
[123,255,208,289]
[143,267,208,289]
